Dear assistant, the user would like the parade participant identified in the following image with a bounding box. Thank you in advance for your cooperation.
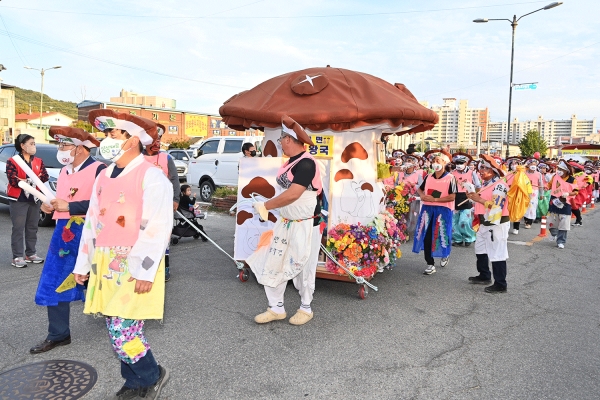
[547,160,577,248]
[242,142,257,157]
[6,134,49,268]
[504,157,527,234]
[451,153,481,247]
[143,123,180,282]
[466,154,510,293]
[73,110,172,399]
[413,150,457,275]
[30,127,105,354]
[569,162,586,226]
[523,158,543,228]
[248,115,323,326]
[535,162,551,223]
[399,154,425,186]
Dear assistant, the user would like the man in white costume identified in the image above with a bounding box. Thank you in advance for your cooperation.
[248,115,323,326]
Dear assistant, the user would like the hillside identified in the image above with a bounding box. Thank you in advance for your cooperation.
[14,87,78,119]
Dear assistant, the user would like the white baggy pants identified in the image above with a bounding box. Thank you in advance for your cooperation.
[264,225,321,309]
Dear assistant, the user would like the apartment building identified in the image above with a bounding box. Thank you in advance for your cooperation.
[488,115,597,145]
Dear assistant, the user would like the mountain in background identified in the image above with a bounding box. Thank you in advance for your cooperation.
[14,87,78,119]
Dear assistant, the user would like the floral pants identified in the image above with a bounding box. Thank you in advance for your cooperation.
[106,317,150,364]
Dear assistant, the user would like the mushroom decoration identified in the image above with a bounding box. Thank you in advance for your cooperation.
[222,66,438,247]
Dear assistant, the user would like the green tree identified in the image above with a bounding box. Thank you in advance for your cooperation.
[518,129,547,157]
[71,120,95,132]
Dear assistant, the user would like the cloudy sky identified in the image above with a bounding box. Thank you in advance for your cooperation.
[0,0,598,122]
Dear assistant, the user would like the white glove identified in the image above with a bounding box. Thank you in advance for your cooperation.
[253,201,269,221]
[562,192,570,198]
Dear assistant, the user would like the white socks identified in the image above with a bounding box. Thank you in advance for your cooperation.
[270,302,285,314]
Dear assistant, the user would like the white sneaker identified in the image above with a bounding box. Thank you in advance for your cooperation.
[557,243,565,249]
[11,257,27,268]
[548,235,556,242]
[423,265,436,275]
[524,224,531,229]
[511,229,519,235]
[440,257,449,267]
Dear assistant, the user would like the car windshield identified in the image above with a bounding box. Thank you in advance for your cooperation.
[34,145,62,169]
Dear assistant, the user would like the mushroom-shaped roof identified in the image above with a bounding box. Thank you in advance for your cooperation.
[219,66,438,135]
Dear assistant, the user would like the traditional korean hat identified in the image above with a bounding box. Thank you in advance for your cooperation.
[402,154,423,167]
[392,149,406,158]
[424,149,452,163]
[49,126,100,148]
[478,154,505,177]
[281,115,315,146]
[452,152,472,164]
[538,162,549,169]
[88,109,158,146]
[525,157,539,166]
[505,156,522,168]
[568,161,585,172]
[157,123,166,138]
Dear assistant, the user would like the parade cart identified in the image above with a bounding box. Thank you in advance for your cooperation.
[220,66,438,298]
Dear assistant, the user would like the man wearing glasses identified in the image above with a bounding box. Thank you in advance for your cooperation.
[30,127,106,354]
[466,154,510,294]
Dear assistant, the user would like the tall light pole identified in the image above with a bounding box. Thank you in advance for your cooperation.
[474,1,562,158]
[23,66,61,129]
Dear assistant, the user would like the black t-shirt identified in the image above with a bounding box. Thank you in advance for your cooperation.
[277,152,321,226]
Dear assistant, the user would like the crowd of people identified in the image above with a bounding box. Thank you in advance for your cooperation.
[389,147,600,292]
[4,111,600,398]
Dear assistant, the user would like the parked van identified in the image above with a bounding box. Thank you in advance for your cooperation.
[186,136,263,201]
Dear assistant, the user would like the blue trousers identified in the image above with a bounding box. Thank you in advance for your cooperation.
[47,302,70,341]
[121,349,160,389]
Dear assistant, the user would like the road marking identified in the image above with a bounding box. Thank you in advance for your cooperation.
[507,240,533,246]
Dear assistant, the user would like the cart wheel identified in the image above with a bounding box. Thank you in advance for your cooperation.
[170,238,179,246]
[193,233,201,239]
[358,285,368,300]
[239,269,250,283]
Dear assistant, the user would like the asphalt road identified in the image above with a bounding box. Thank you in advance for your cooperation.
[0,203,599,399]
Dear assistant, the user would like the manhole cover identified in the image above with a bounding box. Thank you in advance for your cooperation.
[0,360,97,399]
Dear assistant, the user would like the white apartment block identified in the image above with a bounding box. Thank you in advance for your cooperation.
[419,98,489,147]
[487,115,597,145]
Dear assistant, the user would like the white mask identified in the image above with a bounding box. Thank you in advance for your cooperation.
[56,149,75,166]
[529,165,537,171]
[557,170,565,177]
[511,164,517,171]
[432,163,443,172]
[455,164,465,171]
[99,137,128,162]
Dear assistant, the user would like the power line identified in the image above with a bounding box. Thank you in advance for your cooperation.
[0,14,30,67]
[0,1,548,19]
[421,40,600,99]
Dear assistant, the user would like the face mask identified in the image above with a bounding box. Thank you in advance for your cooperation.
[529,165,537,171]
[249,150,256,157]
[432,163,443,172]
[22,143,36,155]
[99,137,127,162]
[511,164,517,171]
[557,170,565,177]
[56,149,75,166]
[455,164,465,171]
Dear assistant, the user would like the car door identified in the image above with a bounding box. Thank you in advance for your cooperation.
[213,138,244,186]
[187,139,222,184]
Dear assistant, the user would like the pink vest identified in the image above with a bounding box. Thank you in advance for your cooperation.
[526,170,542,191]
[402,170,421,186]
[95,161,153,247]
[144,153,170,178]
[505,172,516,186]
[278,152,322,195]
[474,179,510,217]
[452,170,474,193]
[53,160,103,220]
[422,173,455,210]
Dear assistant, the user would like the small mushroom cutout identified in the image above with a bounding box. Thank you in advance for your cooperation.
[116,216,125,227]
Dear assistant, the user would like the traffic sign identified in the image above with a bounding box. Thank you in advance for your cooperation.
[513,83,538,91]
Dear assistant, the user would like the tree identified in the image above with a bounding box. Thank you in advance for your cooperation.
[71,120,95,133]
[518,129,548,157]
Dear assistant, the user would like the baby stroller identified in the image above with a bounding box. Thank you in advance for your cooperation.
[171,202,210,245]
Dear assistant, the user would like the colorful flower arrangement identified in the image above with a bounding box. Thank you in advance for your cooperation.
[384,180,418,243]
[325,210,403,278]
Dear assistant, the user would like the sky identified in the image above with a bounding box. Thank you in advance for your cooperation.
[0,0,598,123]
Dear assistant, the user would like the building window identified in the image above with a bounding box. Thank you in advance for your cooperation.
[0,98,8,107]
[0,118,8,126]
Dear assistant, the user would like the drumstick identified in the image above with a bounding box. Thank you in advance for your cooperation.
[11,156,55,201]
[457,198,472,207]
[18,181,50,204]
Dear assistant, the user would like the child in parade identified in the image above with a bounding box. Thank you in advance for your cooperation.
[547,160,578,248]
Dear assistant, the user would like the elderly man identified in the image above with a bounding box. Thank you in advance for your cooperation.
[413,150,457,275]
[30,127,106,354]
[73,110,172,399]
[466,155,510,293]
[247,115,322,326]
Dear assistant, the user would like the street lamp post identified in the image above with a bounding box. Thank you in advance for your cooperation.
[24,66,62,129]
[474,1,562,159]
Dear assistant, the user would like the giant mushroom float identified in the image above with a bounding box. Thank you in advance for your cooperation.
[221,66,438,297]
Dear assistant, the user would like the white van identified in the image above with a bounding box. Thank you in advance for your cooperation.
[186,136,263,201]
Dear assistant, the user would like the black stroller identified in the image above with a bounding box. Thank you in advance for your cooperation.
[171,203,209,245]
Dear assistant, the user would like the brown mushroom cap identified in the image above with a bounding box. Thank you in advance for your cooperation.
[360,182,374,192]
[341,142,369,163]
[241,177,276,199]
[334,169,354,182]
[219,67,438,134]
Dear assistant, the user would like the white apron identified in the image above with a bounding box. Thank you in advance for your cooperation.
[546,212,571,231]
[247,191,317,288]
